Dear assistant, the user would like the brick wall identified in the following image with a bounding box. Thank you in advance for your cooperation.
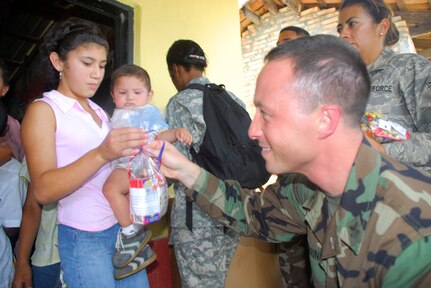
[241,6,415,115]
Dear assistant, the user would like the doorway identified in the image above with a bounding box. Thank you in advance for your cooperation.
[0,0,134,119]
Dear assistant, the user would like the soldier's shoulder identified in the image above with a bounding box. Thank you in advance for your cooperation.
[171,89,203,105]
[387,52,429,68]
[376,157,431,231]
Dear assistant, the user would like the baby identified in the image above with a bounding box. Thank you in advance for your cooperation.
[104,64,192,279]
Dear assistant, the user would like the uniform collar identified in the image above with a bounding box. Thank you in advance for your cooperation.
[187,76,210,86]
[335,138,381,254]
[304,138,382,256]
[367,47,395,72]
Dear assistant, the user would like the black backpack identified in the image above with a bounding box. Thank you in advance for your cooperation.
[184,83,271,231]
[187,83,271,188]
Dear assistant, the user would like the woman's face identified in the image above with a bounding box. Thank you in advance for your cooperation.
[337,4,385,64]
[56,43,107,101]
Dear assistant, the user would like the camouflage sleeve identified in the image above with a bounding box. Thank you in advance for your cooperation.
[165,97,204,159]
[189,169,314,242]
[384,56,431,171]
[381,236,431,287]
[278,236,311,288]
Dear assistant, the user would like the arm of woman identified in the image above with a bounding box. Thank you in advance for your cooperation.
[12,183,41,288]
[22,101,147,204]
[384,56,431,170]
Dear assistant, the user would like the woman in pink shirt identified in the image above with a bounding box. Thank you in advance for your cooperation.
[21,18,150,288]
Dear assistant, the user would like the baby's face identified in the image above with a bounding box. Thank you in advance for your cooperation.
[111,76,152,108]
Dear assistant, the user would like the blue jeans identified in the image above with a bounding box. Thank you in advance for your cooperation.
[32,263,61,288]
[58,224,149,288]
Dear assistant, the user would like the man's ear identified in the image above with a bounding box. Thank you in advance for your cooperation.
[317,104,341,139]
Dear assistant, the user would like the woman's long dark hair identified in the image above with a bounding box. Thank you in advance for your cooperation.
[39,17,109,90]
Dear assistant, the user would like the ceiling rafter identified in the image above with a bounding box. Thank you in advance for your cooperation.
[412,37,431,48]
[316,0,328,9]
[418,47,431,58]
[239,0,431,60]
[261,0,278,15]
[286,0,302,14]
[241,4,261,25]
[397,0,407,11]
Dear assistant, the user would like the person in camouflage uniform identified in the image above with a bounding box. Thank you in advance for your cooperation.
[165,39,241,288]
[338,0,431,174]
[276,232,311,287]
[280,1,431,285]
[150,35,431,287]
[275,27,313,288]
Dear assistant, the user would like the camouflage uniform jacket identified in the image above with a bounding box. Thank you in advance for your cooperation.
[367,48,431,173]
[165,76,245,244]
[188,139,431,287]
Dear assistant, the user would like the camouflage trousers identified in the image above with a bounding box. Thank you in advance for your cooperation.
[174,232,240,288]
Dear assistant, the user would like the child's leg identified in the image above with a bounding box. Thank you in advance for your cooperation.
[103,168,133,228]
[104,169,153,270]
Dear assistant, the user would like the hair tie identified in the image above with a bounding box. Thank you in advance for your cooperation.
[189,54,205,61]
[65,25,87,36]
[54,25,88,52]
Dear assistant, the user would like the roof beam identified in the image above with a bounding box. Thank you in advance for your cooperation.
[271,0,285,5]
[261,0,278,15]
[285,0,302,14]
[412,37,431,49]
[417,47,431,60]
[241,5,261,25]
[395,11,431,37]
[316,0,328,8]
[396,0,407,10]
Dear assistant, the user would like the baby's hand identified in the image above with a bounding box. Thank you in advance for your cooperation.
[175,128,193,145]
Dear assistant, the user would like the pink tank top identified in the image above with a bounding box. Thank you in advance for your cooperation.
[37,90,117,231]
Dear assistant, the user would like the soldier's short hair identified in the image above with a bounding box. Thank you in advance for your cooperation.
[279,26,310,38]
[265,34,370,127]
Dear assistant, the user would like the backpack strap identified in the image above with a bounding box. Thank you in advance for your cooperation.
[182,83,225,232]
[182,83,211,232]
[185,193,193,232]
